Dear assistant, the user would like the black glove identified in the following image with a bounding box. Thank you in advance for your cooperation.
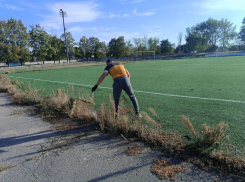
[92,85,98,92]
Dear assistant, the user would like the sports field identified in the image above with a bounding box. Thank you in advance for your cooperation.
[8,56,245,152]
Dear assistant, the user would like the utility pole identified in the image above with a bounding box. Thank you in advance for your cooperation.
[60,9,69,63]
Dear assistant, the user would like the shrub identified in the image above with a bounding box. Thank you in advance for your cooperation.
[69,94,96,123]
[181,115,229,154]
[0,74,12,91]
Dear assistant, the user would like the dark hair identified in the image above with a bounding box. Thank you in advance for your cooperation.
[106,59,112,64]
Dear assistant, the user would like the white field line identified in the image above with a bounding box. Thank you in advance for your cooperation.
[8,76,245,104]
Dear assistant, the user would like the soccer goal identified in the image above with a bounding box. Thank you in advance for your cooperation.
[136,51,155,61]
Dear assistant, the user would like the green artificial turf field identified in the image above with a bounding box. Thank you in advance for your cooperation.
[8,56,245,153]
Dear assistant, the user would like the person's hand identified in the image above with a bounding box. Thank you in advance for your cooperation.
[92,85,98,92]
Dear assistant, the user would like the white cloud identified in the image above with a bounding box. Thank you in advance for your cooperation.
[109,13,120,18]
[199,0,245,11]
[123,14,130,17]
[3,4,24,10]
[132,9,155,16]
[39,1,102,30]
[131,0,146,3]
[68,26,98,33]
[105,27,117,31]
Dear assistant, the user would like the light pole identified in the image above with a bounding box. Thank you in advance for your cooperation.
[60,9,69,63]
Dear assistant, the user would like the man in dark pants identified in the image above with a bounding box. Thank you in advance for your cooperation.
[92,59,140,116]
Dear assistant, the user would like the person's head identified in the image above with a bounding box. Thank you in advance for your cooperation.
[106,59,113,65]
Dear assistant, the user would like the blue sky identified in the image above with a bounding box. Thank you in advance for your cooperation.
[1,0,245,46]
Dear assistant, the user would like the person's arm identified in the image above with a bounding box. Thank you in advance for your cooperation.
[96,73,108,86]
[92,73,108,92]
[126,69,131,79]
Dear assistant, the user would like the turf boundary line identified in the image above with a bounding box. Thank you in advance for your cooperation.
[8,76,245,104]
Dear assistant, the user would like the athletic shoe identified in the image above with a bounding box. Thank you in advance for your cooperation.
[135,112,142,118]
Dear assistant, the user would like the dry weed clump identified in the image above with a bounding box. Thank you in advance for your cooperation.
[209,146,245,177]
[96,96,131,134]
[125,145,144,156]
[38,89,70,118]
[181,115,229,152]
[0,74,12,91]
[8,82,43,105]
[69,95,96,123]
[138,126,185,155]
[151,158,187,181]
[51,89,70,108]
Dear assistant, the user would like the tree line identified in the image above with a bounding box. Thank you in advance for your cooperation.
[184,18,245,53]
[1,17,245,65]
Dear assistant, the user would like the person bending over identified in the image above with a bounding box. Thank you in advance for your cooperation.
[92,59,140,116]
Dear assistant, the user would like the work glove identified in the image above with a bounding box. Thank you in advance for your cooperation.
[92,85,98,92]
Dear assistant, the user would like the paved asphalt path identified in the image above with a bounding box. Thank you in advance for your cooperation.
[0,92,240,182]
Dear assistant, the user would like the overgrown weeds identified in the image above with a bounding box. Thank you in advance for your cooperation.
[181,115,230,155]
[181,115,245,177]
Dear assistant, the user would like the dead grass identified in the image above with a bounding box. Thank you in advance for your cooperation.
[0,164,18,172]
[151,158,187,181]
[69,95,96,123]
[125,145,144,156]
[55,122,81,131]
[181,115,230,152]
[0,74,12,91]
[11,109,24,115]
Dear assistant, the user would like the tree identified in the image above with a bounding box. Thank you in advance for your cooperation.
[148,37,159,54]
[100,41,109,59]
[196,18,221,51]
[177,32,183,53]
[0,20,9,65]
[125,40,134,58]
[61,32,76,62]
[185,27,209,53]
[160,39,174,55]
[219,18,236,50]
[108,36,126,59]
[142,35,148,50]
[88,37,100,60]
[48,35,63,64]
[74,46,84,60]
[16,20,30,65]
[0,18,30,66]
[239,17,245,42]
[229,34,244,51]
[29,24,51,64]
[79,36,89,60]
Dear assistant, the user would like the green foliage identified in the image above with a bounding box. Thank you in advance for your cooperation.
[160,39,175,54]
[29,24,50,63]
[239,17,245,42]
[108,36,126,59]
[78,36,106,60]
[0,18,30,65]
[186,18,237,52]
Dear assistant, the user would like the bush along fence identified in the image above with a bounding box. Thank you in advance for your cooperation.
[0,73,245,179]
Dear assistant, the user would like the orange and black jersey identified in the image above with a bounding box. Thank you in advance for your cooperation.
[104,62,127,80]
